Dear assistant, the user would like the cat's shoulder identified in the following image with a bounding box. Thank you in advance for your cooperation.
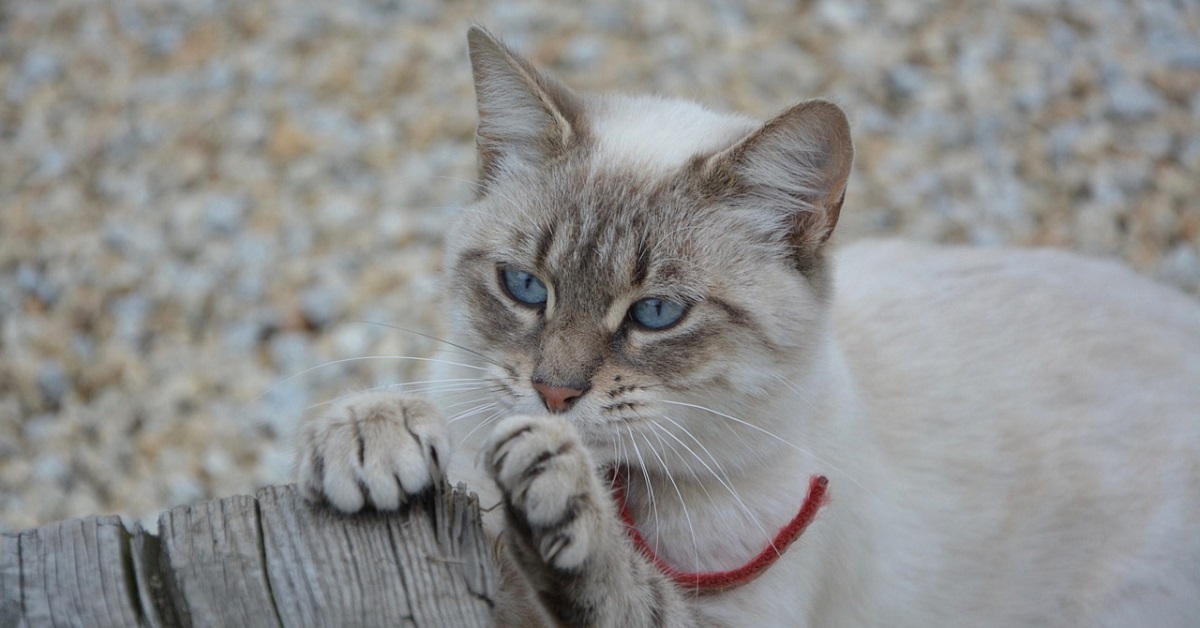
[833,239,1198,318]
[831,238,1200,358]
[834,238,1162,286]
[832,239,1199,456]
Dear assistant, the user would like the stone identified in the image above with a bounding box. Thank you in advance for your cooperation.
[1107,77,1166,121]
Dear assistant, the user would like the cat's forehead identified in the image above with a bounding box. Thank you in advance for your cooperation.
[486,169,752,310]
[453,95,774,298]
[521,166,702,279]
[588,95,757,174]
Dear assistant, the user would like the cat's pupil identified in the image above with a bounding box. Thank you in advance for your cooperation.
[502,268,548,306]
[630,298,686,330]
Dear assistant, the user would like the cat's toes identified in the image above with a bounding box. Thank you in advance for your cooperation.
[296,392,448,513]
[486,414,604,571]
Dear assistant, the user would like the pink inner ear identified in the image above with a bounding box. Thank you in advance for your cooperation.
[702,100,852,249]
[788,188,843,248]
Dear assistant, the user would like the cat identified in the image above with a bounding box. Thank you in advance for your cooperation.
[296,27,1200,627]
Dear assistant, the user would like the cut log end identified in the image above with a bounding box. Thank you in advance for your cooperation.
[1,481,495,628]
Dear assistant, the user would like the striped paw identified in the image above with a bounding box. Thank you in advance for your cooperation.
[486,414,605,571]
[297,392,448,513]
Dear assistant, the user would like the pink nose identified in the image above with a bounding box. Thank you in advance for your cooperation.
[533,382,585,413]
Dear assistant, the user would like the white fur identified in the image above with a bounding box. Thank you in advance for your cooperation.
[589,95,757,174]
[434,239,1200,626]
[703,241,1200,626]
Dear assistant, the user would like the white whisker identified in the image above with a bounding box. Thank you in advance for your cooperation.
[456,409,506,451]
[258,355,492,403]
[659,399,873,497]
[389,377,490,389]
[653,414,774,550]
[768,372,819,414]
[606,430,620,492]
[616,428,631,491]
[304,381,496,413]
[440,392,506,412]
[626,425,660,555]
[447,401,500,424]
[644,422,702,578]
[345,321,508,371]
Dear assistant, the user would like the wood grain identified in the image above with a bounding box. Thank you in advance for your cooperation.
[0,482,495,628]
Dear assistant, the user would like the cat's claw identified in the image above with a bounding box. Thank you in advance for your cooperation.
[297,392,449,513]
[486,414,605,571]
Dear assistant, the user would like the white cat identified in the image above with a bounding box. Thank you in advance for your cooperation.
[297,27,1200,626]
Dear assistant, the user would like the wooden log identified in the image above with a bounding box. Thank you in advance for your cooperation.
[0,482,495,627]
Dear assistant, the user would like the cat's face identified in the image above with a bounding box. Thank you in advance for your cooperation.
[446,157,822,457]
[442,28,852,470]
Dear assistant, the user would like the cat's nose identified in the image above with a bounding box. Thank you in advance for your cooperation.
[533,381,586,413]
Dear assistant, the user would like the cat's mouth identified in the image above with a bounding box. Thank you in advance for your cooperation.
[483,367,663,454]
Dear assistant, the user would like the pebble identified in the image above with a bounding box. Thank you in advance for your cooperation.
[1107,77,1167,121]
[30,453,68,485]
[269,331,314,374]
[300,286,344,329]
[204,194,249,236]
[111,295,152,346]
[2,0,1197,532]
[20,49,62,84]
[36,361,69,407]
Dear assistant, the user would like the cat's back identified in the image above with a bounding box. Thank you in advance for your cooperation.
[833,239,1200,396]
[831,239,1200,624]
[832,238,1199,454]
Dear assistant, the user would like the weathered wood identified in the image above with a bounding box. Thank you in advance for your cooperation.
[127,525,172,628]
[0,483,495,628]
[0,515,143,627]
[158,493,279,627]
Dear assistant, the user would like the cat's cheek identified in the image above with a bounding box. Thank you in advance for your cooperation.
[450,266,536,344]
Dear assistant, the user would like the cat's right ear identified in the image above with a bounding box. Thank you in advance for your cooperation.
[467,26,584,191]
[701,100,853,252]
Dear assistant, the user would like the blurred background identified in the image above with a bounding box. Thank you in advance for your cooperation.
[1,0,1197,531]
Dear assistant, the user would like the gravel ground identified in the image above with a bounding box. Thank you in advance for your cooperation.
[1,0,1198,531]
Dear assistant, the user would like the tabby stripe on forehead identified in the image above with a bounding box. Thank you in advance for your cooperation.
[534,222,555,270]
[575,215,601,267]
[631,237,651,287]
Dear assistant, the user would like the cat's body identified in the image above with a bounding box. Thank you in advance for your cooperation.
[297,28,1200,627]
[823,240,1200,625]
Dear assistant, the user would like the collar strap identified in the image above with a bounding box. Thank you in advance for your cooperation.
[612,470,829,594]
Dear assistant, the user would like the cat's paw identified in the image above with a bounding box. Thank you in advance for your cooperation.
[296,392,449,513]
[485,414,606,572]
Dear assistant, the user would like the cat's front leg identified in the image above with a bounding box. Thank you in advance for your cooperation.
[296,391,449,512]
[486,414,702,628]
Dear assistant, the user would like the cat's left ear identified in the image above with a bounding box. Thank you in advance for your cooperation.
[467,26,584,190]
[702,100,853,250]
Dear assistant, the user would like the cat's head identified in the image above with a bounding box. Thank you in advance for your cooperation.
[443,28,852,470]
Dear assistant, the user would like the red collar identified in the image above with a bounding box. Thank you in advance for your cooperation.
[612,470,829,594]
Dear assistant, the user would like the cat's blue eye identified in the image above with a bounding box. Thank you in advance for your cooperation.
[630,298,686,330]
[501,268,548,306]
